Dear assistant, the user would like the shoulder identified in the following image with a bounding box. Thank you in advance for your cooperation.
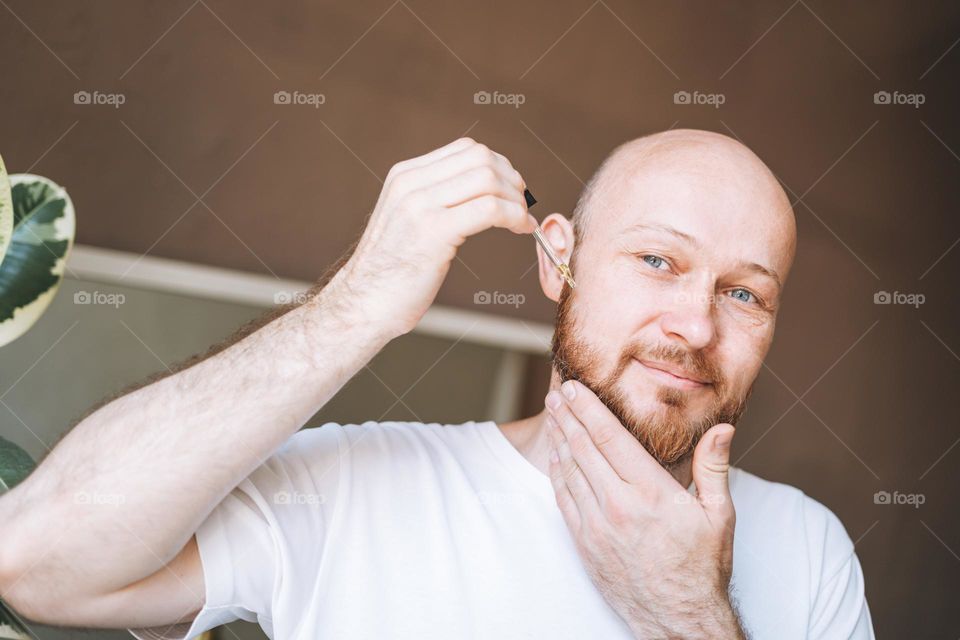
[273,419,492,470]
[729,466,854,557]
[728,469,875,637]
[728,467,864,608]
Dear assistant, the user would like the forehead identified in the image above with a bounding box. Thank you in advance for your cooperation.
[588,158,795,280]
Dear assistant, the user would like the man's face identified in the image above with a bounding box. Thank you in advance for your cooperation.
[550,146,794,471]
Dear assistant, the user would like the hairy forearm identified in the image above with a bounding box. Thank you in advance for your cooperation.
[1,261,391,608]
[626,590,747,640]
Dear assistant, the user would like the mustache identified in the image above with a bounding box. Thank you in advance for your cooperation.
[619,342,726,390]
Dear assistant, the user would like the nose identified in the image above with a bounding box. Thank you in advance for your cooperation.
[659,288,716,351]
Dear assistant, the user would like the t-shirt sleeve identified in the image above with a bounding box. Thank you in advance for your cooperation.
[128,425,344,640]
[128,483,277,640]
[806,501,876,639]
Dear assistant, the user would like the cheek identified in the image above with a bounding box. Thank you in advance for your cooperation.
[719,332,771,390]
[576,264,663,336]
[577,297,657,361]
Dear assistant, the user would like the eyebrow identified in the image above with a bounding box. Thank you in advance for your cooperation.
[623,222,783,291]
[734,260,782,291]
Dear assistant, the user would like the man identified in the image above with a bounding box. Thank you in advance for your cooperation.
[0,131,874,638]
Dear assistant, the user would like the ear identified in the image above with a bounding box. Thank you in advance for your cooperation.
[536,213,576,303]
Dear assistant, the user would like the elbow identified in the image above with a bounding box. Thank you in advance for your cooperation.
[0,525,30,620]
[0,490,94,626]
[0,547,65,626]
[0,506,114,627]
[0,508,60,624]
[0,520,38,621]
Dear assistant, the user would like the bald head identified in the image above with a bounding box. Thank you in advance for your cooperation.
[570,129,797,285]
[545,130,798,471]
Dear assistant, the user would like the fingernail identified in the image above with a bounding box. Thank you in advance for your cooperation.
[545,391,561,410]
[561,380,576,400]
[715,428,734,449]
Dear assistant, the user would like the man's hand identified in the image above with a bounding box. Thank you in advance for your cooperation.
[344,137,536,339]
[544,379,746,639]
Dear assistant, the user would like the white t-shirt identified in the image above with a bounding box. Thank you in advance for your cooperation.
[130,420,874,640]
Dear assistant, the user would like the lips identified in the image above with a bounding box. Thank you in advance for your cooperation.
[637,359,712,388]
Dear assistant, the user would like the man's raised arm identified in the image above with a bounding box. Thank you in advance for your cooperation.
[0,137,535,626]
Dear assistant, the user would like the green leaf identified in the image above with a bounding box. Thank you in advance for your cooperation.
[0,436,34,495]
[0,174,76,347]
[0,611,33,640]
[0,156,12,266]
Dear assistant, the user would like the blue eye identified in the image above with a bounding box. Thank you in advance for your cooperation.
[643,255,668,270]
[729,288,755,304]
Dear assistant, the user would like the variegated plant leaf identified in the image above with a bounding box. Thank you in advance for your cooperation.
[0,174,75,347]
[0,436,34,496]
[0,617,33,640]
[0,155,12,265]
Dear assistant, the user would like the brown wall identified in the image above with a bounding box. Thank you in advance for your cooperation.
[2,1,958,637]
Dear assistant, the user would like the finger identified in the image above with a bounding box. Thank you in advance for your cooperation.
[422,165,524,209]
[545,390,620,496]
[691,423,736,527]
[557,380,673,487]
[430,142,523,190]
[446,194,538,236]
[397,137,475,170]
[395,142,525,196]
[547,434,581,532]
[488,149,522,184]
[547,414,601,520]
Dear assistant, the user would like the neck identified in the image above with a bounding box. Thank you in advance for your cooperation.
[498,370,694,490]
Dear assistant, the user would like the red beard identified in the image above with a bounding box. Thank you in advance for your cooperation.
[550,284,751,470]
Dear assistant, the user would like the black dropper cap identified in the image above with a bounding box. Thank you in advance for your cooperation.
[523,188,537,208]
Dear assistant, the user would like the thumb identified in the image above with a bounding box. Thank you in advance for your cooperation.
[692,423,736,523]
